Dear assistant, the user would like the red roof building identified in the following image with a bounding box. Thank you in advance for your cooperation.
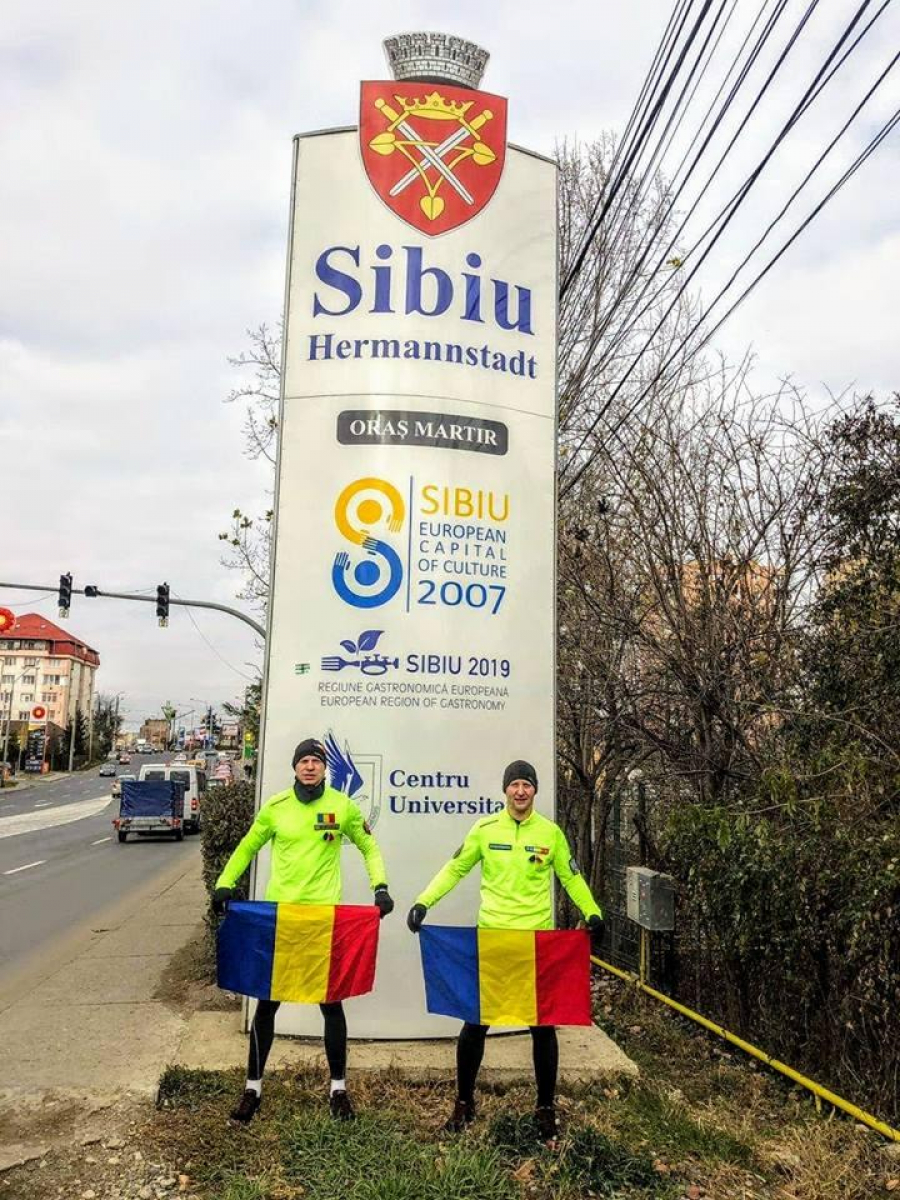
[0,612,100,729]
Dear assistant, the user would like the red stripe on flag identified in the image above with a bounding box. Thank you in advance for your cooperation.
[535,929,592,1025]
[325,905,380,1002]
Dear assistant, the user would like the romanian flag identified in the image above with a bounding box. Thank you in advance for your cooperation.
[217,901,379,1004]
[418,926,591,1027]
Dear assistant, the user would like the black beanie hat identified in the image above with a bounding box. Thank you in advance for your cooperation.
[503,760,538,792]
[292,738,327,768]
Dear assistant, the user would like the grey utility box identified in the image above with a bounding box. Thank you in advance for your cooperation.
[626,866,675,931]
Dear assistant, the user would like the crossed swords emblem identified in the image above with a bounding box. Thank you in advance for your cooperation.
[368,92,496,221]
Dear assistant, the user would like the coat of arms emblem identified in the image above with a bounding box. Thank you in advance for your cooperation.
[359,80,507,236]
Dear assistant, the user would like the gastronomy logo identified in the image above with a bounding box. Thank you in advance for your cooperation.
[321,629,400,676]
[359,81,507,235]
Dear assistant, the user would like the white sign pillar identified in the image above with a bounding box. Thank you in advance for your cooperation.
[256,44,558,1037]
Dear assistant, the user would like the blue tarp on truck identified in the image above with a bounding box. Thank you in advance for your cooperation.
[116,779,186,841]
[120,779,185,818]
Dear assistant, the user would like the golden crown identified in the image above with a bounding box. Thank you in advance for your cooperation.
[394,92,474,120]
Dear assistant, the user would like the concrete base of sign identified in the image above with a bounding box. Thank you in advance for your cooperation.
[174,1010,639,1081]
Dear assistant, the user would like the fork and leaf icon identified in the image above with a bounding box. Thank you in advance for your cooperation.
[321,630,389,672]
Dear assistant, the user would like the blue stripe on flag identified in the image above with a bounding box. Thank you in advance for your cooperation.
[419,925,481,1024]
[217,900,277,999]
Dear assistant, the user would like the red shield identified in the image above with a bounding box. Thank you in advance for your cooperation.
[360,81,507,236]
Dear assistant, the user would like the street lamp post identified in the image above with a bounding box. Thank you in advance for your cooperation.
[190,698,217,752]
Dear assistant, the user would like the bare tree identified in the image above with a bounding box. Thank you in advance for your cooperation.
[219,323,281,613]
[557,360,829,897]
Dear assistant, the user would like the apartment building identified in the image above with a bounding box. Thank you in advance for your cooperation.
[0,612,100,729]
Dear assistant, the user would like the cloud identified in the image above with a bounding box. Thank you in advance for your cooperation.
[2,0,899,721]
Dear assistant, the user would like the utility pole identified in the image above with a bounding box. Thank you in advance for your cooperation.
[88,693,98,763]
[67,660,81,773]
[0,687,13,787]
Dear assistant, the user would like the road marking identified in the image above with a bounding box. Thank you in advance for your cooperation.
[91,836,111,845]
[34,801,52,808]
[0,795,113,840]
[4,859,46,875]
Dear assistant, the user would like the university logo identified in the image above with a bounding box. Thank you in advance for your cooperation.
[332,477,405,609]
[324,731,383,830]
[360,81,507,235]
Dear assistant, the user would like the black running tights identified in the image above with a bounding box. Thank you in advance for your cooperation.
[457,1022,558,1107]
[248,999,347,1080]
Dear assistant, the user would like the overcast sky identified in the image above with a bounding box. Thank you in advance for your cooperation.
[2,1,898,730]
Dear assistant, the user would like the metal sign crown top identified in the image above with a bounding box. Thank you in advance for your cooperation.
[383,32,489,89]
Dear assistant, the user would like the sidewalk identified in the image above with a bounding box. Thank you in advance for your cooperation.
[1,768,83,794]
[0,852,637,1112]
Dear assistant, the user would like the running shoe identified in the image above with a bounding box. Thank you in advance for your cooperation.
[229,1089,261,1125]
[534,1105,560,1148]
[329,1089,356,1121]
[443,1098,476,1133]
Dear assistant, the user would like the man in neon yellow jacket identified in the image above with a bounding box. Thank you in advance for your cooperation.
[213,737,393,1125]
[407,759,603,1143]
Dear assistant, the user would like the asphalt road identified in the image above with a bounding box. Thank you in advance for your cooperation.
[0,753,202,989]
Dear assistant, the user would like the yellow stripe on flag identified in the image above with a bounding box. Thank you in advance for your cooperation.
[271,904,335,1002]
[478,929,537,1025]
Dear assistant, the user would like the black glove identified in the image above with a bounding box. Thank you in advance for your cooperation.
[407,903,427,933]
[587,914,605,948]
[373,886,394,919]
[212,886,234,916]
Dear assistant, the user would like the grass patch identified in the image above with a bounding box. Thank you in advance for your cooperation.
[157,1063,235,1107]
[615,1082,754,1166]
[140,995,895,1200]
[556,1123,661,1193]
[281,1108,516,1200]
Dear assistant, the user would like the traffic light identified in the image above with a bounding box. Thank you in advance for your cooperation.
[58,573,73,617]
[156,582,170,627]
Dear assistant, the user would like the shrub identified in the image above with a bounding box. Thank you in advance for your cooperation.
[200,780,256,961]
[665,800,900,1122]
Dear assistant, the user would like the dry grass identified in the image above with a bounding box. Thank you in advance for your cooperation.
[5,976,897,1199]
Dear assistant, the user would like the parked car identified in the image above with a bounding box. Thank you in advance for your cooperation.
[111,773,136,800]
[98,762,117,777]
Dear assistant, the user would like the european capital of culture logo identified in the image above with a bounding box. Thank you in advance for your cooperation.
[359,81,507,235]
[324,730,383,830]
[332,477,405,609]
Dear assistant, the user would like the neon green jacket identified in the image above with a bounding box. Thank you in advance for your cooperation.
[416,807,602,930]
[215,785,387,904]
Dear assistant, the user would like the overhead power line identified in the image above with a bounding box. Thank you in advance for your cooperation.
[561,0,718,297]
[559,0,898,495]
[561,92,900,501]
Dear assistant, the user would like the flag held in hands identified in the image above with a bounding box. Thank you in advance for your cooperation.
[419,926,591,1026]
[217,901,380,1004]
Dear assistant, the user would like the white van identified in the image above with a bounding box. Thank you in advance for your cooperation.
[138,763,206,834]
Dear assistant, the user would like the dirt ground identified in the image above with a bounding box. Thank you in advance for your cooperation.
[0,931,236,1200]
